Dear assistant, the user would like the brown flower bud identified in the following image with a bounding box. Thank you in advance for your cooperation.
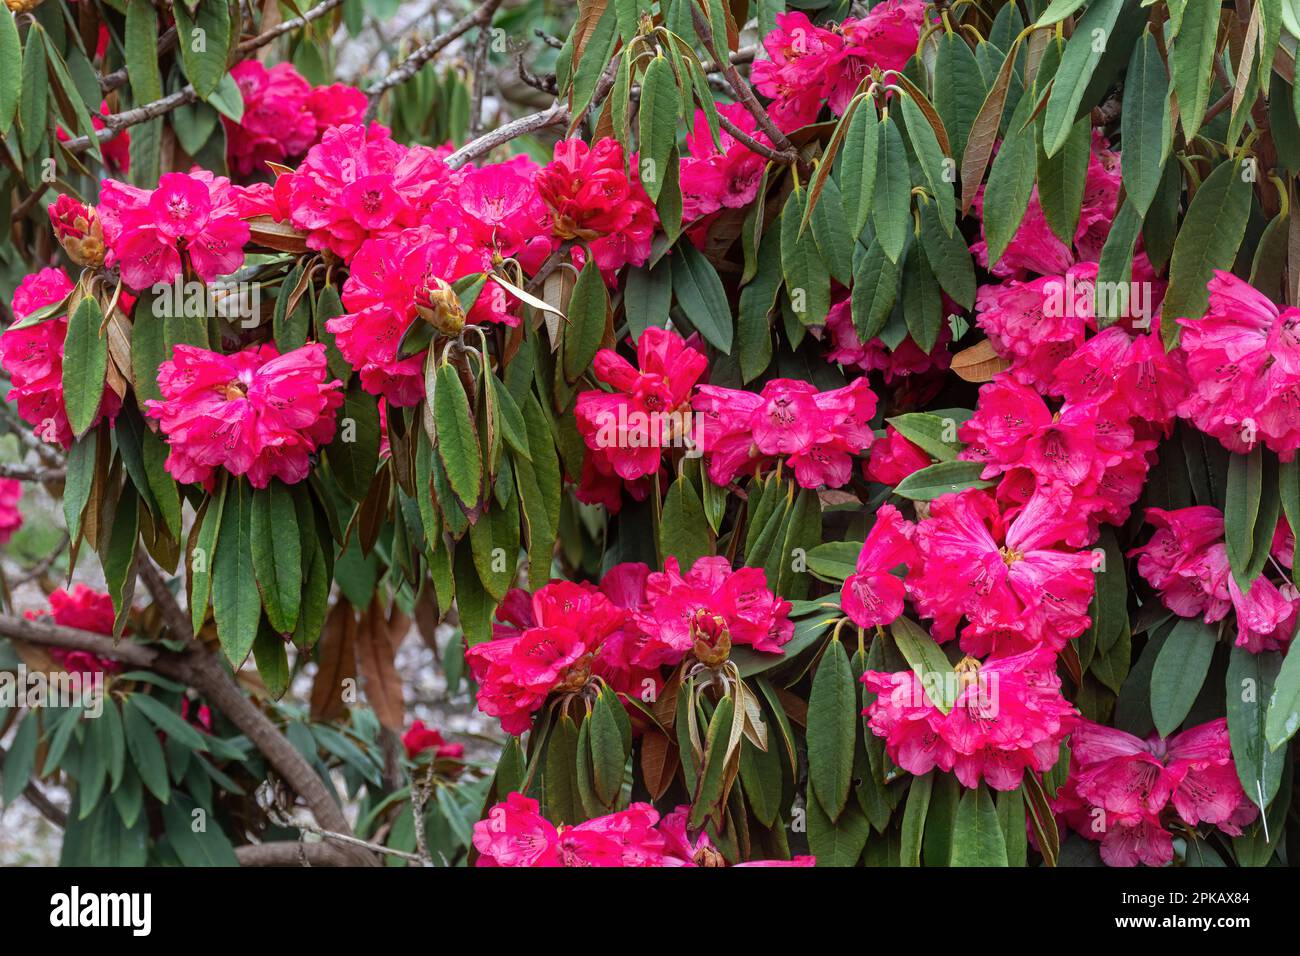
[48,195,106,268]
[414,276,466,336]
[690,609,731,667]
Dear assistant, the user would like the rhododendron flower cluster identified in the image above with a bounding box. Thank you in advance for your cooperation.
[467,558,792,735]
[1131,506,1298,653]
[907,489,1095,656]
[535,138,657,273]
[24,585,122,675]
[1177,270,1300,459]
[753,3,927,129]
[680,103,770,224]
[145,343,343,488]
[575,327,708,510]
[864,425,930,485]
[224,61,366,176]
[821,295,954,385]
[472,793,814,866]
[0,268,121,448]
[862,648,1076,791]
[1052,719,1258,867]
[694,377,877,488]
[0,478,22,545]
[99,171,250,289]
[841,504,916,628]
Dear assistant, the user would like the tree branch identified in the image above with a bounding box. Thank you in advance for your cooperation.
[444,101,570,168]
[0,613,376,865]
[0,463,64,481]
[364,0,505,118]
[234,840,351,866]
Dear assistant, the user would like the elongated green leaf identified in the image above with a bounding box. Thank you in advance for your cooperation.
[932,31,985,168]
[432,362,482,507]
[62,297,107,438]
[1226,647,1284,810]
[807,638,857,822]
[1224,447,1265,589]
[840,102,879,239]
[672,241,733,353]
[780,186,831,326]
[1042,0,1126,156]
[122,698,170,802]
[637,55,678,202]
[624,258,672,342]
[850,235,900,341]
[1171,0,1222,141]
[252,482,302,634]
[19,27,47,156]
[212,480,259,666]
[325,382,380,501]
[950,784,1009,866]
[872,116,911,264]
[0,10,21,133]
[174,0,233,99]
[892,460,995,500]
[900,772,933,867]
[1122,29,1170,215]
[125,0,163,103]
[900,93,955,231]
[891,616,958,713]
[1150,616,1218,737]
[562,257,609,381]
[982,88,1037,268]
[1037,115,1090,244]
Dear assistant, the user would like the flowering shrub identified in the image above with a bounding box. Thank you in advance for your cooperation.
[1,0,1299,874]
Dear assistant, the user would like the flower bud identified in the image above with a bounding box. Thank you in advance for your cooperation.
[690,609,731,667]
[48,196,106,268]
[4,0,45,12]
[414,276,467,336]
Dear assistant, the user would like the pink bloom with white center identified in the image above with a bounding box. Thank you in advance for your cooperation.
[99,171,250,289]
[575,327,709,487]
[0,478,22,545]
[1131,506,1299,652]
[1054,718,1259,866]
[907,489,1095,656]
[0,268,121,448]
[627,556,794,668]
[287,123,453,259]
[862,647,1076,791]
[693,377,878,488]
[841,504,918,628]
[145,343,343,489]
[1177,269,1300,460]
[864,425,931,485]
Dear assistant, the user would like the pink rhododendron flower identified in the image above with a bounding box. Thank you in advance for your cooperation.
[862,647,1076,791]
[972,132,1121,277]
[907,489,1095,655]
[694,377,877,488]
[628,556,794,668]
[99,170,250,289]
[974,267,1093,392]
[864,425,930,485]
[287,123,453,259]
[657,806,816,866]
[680,103,770,221]
[841,504,917,628]
[24,585,122,675]
[401,720,465,761]
[1131,506,1299,652]
[466,580,633,734]
[224,61,318,175]
[472,793,669,867]
[958,376,1158,541]
[331,223,517,405]
[1177,269,1300,460]
[536,138,657,273]
[0,268,121,448]
[305,84,369,134]
[575,327,708,493]
[1053,718,1259,866]
[453,155,554,271]
[145,342,343,488]
[0,478,22,545]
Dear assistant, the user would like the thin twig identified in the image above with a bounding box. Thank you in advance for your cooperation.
[99,27,178,94]
[364,0,505,116]
[443,101,570,168]
[0,463,64,481]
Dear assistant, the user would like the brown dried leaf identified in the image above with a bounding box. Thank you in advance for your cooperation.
[247,216,310,254]
[950,339,1011,383]
[310,600,358,722]
[640,730,680,801]
[356,594,405,731]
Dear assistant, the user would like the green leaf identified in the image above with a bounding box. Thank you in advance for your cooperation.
[1041,0,1126,156]
[1037,115,1090,244]
[672,241,733,353]
[1224,447,1265,589]
[886,412,961,461]
[1266,640,1300,750]
[103,483,139,636]
[637,55,678,203]
[780,186,831,326]
[2,714,37,807]
[128,692,210,752]
[932,31,985,167]
[588,688,630,806]
[125,0,163,103]
[806,797,870,866]
[840,102,879,239]
[212,479,259,666]
[661,471,709,568]
[544,716,583,825]
[624,258,672,342]
[807,638,857,822]
[891,616,958,713]
[251,482,302,634]
[562,257,609,382]
[850,234,900,341]
[901,246,943,353]
[62,297,108,438]
[982,87,1037,268]
[122,698,170,802]
[872,116,911,264]
[1150,616,1218,737]
[900,93,955,230]
[688,696,736,830]
[892,460,995,501]
[432,362,482,507]
[900,772,933,867]
[325,381,380,501]
[19,26,47,156]
[0,10,22,133]
[162,797,239,866]
[1121,29,1171,216]
[1161,158,1252,346]
[62,430,96,548]
[173,0,233,99]
[1226,647,1284,810]
[1171,0,1222,141]
[950,784,1009,866]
